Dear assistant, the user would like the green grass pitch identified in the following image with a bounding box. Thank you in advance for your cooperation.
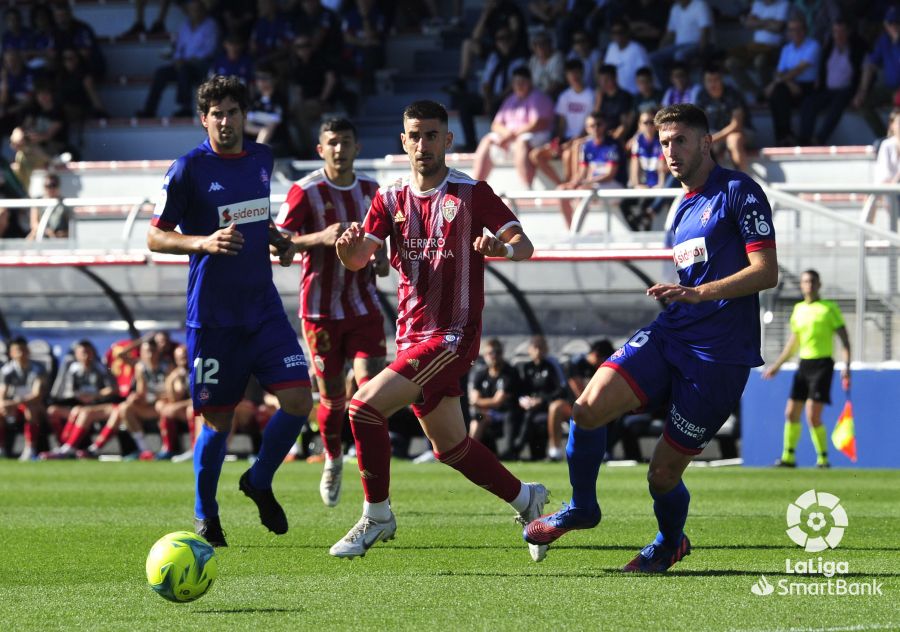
[0,461,897,631]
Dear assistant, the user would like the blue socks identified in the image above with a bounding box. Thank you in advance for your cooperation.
[249,409,306,489]
[650,480,690,548]
[567,420,606,510]
[193,424,229,519]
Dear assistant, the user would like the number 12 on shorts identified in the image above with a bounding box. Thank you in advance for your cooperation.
[194,357,220,384]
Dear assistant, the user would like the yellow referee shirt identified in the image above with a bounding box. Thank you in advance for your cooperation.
[789,300,845,360]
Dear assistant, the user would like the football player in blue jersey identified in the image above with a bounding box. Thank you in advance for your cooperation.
[525,103,778,569]
[147,75,312,547]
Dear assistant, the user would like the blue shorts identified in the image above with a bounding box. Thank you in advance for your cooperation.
[603,324,750,455]
[186,315,311,412]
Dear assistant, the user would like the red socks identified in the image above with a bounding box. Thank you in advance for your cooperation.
[93,424,116,449]
[436,436,521,503]
[159,416,176,453]
[318,395,347,460]
[348,398,391,503]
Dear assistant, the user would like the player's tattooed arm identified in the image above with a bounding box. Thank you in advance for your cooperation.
[147,223,243,256]
[474,225,534,261]
[336,222,379,271]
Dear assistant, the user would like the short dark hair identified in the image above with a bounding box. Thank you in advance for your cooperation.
[196,75,249,115]
[588,111,606,125]
[320,117,358,139]
[589,339,615,359]
[8,336,28,351]
[654,103,709,134]
[511,66,532,81]
[403,100,448,124]
[564,58,584,73]
[703,62,722,76]
[635,66,653,80]
[597,64,617,78]
[801,269,820,282]
[484,338,504,354]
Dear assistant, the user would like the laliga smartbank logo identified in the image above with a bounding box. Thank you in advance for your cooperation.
[750,490,883,597]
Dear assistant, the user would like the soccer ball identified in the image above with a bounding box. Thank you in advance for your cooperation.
[146,531,218,603]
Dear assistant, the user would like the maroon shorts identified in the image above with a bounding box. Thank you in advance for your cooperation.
[390,334,478,418]
[302,312,387,380]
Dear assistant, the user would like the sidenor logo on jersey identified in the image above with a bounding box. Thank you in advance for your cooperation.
[218,197,270,227]
[672,237,708,270]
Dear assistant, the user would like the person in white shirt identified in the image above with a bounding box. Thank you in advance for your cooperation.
[649,0,712,86]
[528,29,565,98]
[725,0,790,97]
[604,20,651,96]
[875,108,900,184]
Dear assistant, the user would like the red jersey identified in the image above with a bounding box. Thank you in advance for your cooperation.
[276,168,381,320]
[363,169,520,351]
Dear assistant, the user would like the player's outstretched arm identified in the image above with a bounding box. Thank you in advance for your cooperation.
[473,225,534,261]
[336,222,379,271]
[147,223,244,256]
[647,248,778,304]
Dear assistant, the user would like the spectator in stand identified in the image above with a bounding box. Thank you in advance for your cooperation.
[152,330,177,366]
[2,9,33,56]
[250,0,293,63]
[157,343,193,461]
[456,27,528,152]
[118,339,172,459]
[291,0,344,60]
[649,0,713,87]
[661,62,696,106]
[450,0,527,95]
[528,0,605,54]
[136,0,220,119]
[209,32,255,85]
[216,0,256,42]
[557,112,621,226]
[528,30,565,99]
[566,29,600,90]
[621,0,669,53]
[799,18,866,146]
[28,173,71,240]
[604,20,651,96]
[695,64,752,171]
[546,339,613,462]
[286,33,340,157]
[468,338,522,457]
[0,337,48,461]
[9,83,70,190]
[853,7,900,138]
[341,0,387,96]
[625,108,667,230]
[875,108,900,183]
[724,0,790,101]
[789,0,844,45]
[472,66,554,187]
[26,5,55,71]
[55,47,109,127]
[121,0,174,37]
[245,65,289,152]
[633,66,663,116]
[765,17,820,146]
[593,64,635,143]
[0,48,34,136]
[42,340,118,459]
[51,2,105,80]
[530,58,594,187]
[512,335,568,461]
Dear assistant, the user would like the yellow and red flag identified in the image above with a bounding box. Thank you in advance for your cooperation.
[831,400,858,462]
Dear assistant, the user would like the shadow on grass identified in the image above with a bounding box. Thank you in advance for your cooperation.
[195,607,303,614]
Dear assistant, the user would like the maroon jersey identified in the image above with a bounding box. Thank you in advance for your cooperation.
[363,169,520,351]
[276,168,381,320]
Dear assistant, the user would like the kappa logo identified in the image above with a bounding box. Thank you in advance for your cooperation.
[746,193,758,205]
[259,168,269,185]
[394,209,406,223]
[406,358,420,371]
[208,182,225,192]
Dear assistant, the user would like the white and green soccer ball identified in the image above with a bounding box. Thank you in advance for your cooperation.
[146,531,218,603]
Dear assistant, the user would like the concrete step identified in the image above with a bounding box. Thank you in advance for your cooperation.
[81,120,204,161]
[99,40,173,78]
[98,81,178,118]
[73,1,184,39]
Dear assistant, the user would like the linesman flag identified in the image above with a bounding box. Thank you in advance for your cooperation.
[831,400,857,463]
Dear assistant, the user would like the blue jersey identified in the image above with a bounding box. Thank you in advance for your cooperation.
[581,137,621,181]
[633,133,663,187]
[151,138,284,328]
[654,166,776,366]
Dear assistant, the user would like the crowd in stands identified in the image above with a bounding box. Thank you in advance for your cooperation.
[2,330,669,463]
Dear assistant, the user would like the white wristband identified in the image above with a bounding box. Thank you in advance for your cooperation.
[503,243,514,259]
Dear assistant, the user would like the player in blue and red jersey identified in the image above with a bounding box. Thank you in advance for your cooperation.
[525,103,778,569]
[147,75,312,547]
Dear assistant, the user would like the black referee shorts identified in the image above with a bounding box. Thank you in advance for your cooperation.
[790,358,835,404]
